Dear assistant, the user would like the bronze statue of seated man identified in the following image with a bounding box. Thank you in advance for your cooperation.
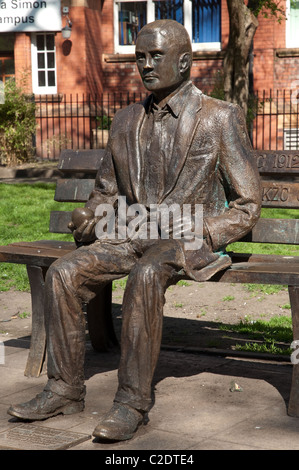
[8,19,261,442]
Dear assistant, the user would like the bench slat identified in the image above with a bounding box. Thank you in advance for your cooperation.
[253,150,299,176]
[225,253,299,284]
[49,209,299,243]
[58,149,105,173]
[242,218,299,244]
[55,178,299,209]
[215,269,299,285]
[58,150,299,176]
[54,179,95,202]
[261,180,299,209]
[1,240,299,285]
[230,252,299,264]
[0,240,76,267]
[49,211,72,233]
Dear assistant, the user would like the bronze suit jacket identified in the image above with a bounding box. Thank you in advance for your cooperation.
[86,84,262,281]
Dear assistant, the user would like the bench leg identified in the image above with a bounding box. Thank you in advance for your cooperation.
[288,285,299,417]
[86,282,118,351]
[24,265,47,378]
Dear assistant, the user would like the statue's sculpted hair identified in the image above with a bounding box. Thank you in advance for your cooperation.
[137,19,192,58]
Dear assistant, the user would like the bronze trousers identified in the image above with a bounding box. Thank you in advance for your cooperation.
[44,238,186,412]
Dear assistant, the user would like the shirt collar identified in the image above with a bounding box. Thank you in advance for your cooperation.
[146,80,192,118]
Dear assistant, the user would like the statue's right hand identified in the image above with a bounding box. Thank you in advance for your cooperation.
[73,217,99,244]
[68,220,76,232]
[68,207,96,242]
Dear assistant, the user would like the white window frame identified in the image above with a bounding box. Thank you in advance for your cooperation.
[114,0,221,54]
[31,33,57,95]
[286,0,299,48]
[284,128,299,150]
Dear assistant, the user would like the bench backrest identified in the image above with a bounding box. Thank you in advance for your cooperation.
[246,150,299,245]
[50,149,104,235]
[50,149,299,246]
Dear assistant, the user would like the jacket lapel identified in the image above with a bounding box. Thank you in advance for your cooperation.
[162,86,202,201]
[125,88,202,204]
[125,100,148,202]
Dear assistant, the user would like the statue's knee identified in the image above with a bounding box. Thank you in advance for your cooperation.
[46,259,72,287]
[131,260,162,283]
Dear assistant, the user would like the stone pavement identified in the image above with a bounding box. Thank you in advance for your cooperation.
[1,332,299,451]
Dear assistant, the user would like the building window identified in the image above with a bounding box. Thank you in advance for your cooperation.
[31,33,57,94]
[114,0,221,53]
[155,0,184,23]
[119,2,147,45]
[286,0,299,48]
[192,0,221,43]
[0,58,15,85]
[0,33,15,87]
[284,129,299,150]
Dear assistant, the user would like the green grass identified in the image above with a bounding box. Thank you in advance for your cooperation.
[244,283,287,296]
[228,207,299,257]
[219,315,293,355]
[1,186,299,294]
[222,295,235,301]
[0,183,80,291]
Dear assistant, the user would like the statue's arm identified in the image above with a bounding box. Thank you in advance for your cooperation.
[70,141,118,244]
[204,103,262,252]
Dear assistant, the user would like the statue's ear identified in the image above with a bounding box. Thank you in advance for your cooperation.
[179,52,192,77]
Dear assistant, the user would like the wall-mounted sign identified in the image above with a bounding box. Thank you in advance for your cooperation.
[0,0,62,32]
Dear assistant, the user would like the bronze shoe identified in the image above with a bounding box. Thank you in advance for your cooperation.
[7,390,84,421]
[93,403,144,441]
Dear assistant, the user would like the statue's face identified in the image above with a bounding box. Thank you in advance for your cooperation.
[135,30,184,99]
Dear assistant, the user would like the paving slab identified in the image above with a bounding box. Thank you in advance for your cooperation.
[0,423,91,450]
[1,335,299,452]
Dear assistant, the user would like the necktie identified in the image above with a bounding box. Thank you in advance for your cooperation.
[144,108,168,206]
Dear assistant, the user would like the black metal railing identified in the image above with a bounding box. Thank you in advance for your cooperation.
[252,89,299,151]
[34,89,299,159]
[34,92,147,159]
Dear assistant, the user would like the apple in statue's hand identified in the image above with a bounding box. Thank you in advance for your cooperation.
[68,207,94,231]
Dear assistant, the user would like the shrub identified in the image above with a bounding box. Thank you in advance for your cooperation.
[0,78,36,166]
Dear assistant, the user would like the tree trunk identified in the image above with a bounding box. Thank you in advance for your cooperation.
[223,0,259,117]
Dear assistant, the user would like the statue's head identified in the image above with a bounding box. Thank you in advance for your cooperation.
[135,20,192,101]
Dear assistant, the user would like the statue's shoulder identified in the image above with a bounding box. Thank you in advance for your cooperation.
[200,93,242,119]
[112,101,146,125]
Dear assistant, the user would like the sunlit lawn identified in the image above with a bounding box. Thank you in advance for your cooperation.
[0,183,79,291]
[0,183,299,291]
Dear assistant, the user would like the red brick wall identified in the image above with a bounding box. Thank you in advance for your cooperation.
[253,14,278,92]
[99,0,299,97]
[221,0,229,49]
[101,0,114,54]
[100,0,229,95]
[11,0,229,97]
[250,3,299,94]
[191,58,224,94]
[274,56,299,90]
[55,6,87,94]
[13,1,297,98]
[55,4,105,96]
[14,33,32,93]
[85,6,104,95]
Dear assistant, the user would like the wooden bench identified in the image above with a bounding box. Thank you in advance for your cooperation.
[0,149,116,378]
[1,148,299,418]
